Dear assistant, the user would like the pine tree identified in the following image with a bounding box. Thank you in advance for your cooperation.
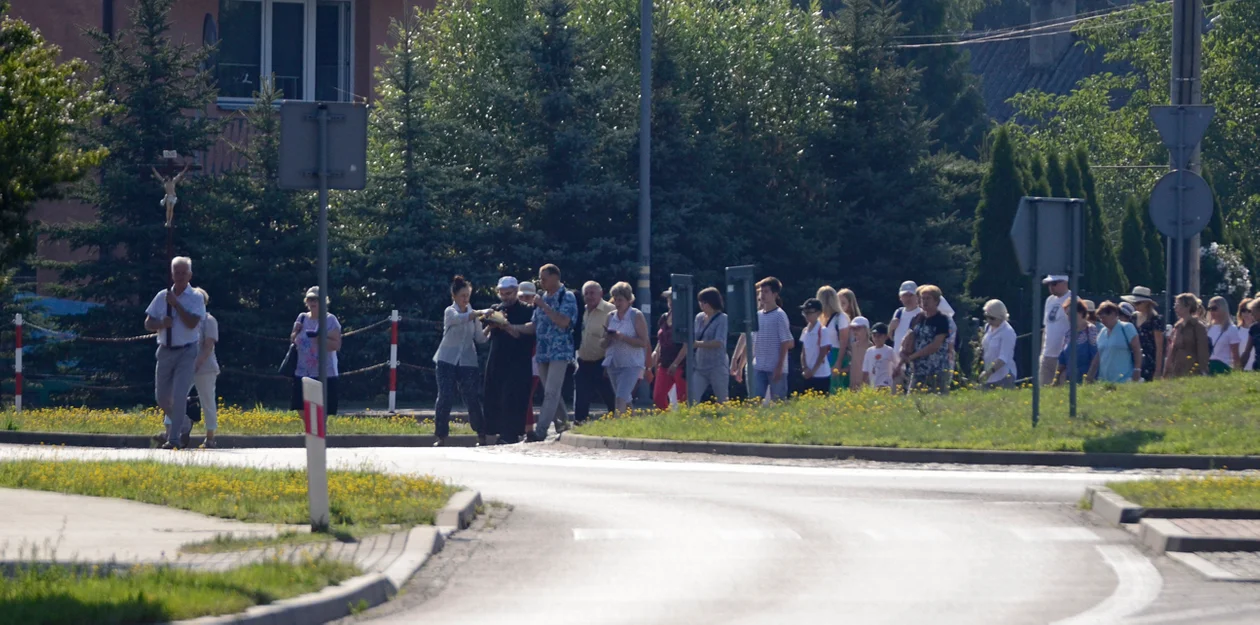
[1047,152,1068,197]
[1074,148,1127,295]
[965,126,1026,319]
[1026,154,1050,197]
[1142,195,1166,289]
[1118,196,1152,288]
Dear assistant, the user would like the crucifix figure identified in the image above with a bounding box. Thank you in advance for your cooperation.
[152,164,191,227]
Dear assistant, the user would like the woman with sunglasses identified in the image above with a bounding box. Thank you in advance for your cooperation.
[1206,296,1240,375]
[1164,293,1211,378]
[1088,302,1142,383]
[980,299,1017,389]
[1237,298,1255,371]
[1122,287,1165,381]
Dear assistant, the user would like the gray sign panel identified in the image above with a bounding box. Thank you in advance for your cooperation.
[1010,197,1084,277]
[1148,170,1213,238]
[278,102,369,191]
[670,275,695,342]
[724,265,758,333]
[1150,105,1214,170]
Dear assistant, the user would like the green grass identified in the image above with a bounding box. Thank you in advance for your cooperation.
[1108,476,1260,510]
[577,375,1260,456]
[0,405,473,436]
[0,459,459,529]
[0,557,360,625]
[179,528,371,554]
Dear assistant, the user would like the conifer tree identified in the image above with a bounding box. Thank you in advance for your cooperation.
[1118,196,1152,288]
[1142,196,1166,289]
[1047,152,1068,198]
[1074,148,1127,295]
[965,127,1025,319]
[1026,154,1050,197]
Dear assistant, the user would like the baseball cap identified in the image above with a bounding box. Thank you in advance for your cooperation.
[850,316,870,329]
[899,281,918,296]
[1043,274,1069,284]
[519,281,537,296]
[496,276,519,290]
[800,298,823,313]
[871,322,889,335]
[1119,302,1136,317]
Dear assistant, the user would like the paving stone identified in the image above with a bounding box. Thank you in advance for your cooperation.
[1199,552,1260,580]
[1172,519,1260,539]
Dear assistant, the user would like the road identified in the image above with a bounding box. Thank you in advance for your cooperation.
[4,443,1259,624]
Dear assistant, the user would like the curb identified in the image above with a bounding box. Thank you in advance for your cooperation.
[1167,552,1260,583]
[1086,487,1260,526]
[558,433,1260,471]
[169,493,477,625]
[1139,518,1260,555]
[0,431,479,449]
[436,489,482,530]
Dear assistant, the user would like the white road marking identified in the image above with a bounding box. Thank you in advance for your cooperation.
[572,529,654,541]
[716,529,801,541]
[1052,545,1162,625]
[862,527,950,542]
[1011,527,1102,542]
[1122,601,1260,624]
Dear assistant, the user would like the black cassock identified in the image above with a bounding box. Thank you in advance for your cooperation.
[481,300,535,442]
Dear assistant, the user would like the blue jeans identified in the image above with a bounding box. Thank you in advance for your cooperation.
[752,369,788,402]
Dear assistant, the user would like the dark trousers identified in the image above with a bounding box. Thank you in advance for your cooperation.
[434,361,484,438]
[802,377,831,396]
[574,359,615,423]
[290,375,339,416]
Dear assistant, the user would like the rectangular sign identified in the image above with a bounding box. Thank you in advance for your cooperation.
[278,102,369,191]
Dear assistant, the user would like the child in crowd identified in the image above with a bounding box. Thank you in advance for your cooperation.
[860,322,895,391]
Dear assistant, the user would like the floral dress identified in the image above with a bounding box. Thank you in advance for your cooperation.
[1136,314,1164,381]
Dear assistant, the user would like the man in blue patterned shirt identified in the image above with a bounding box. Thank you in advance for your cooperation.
[517,264,578,442]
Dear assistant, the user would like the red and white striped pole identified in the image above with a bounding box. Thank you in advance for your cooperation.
[389,310,399,413]
[13,314,22,413]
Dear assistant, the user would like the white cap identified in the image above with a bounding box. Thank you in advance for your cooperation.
[519,281,537,296]
[496,276,519,289]
[938,297,955,318]
[1043,274,1069,284]
[850,316,870,329]
[899,281,918,296]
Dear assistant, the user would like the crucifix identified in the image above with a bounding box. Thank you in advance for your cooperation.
[152,163,191,228]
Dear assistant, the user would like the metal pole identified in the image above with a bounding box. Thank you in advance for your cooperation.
[1171,0,1204,296]
[1068,201,1080,418]
[1030,201,1040,428]
[316,105,330,410]
[636,0,653,406]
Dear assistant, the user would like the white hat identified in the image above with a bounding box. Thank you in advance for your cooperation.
[850,316,870,329]
[496,276,519,290]
[1122,286,1156,304]
[1042,274,1069,284]
[899,280,918,296]
[519,281,537,296]
[938,297,955,318]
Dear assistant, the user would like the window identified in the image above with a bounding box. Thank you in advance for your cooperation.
[216,0,353,103]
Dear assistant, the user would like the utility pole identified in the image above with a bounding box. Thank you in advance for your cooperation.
[1170,0,1204,301]
[636,0,653,406]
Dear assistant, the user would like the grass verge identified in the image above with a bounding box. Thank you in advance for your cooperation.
[577,375,1260,456]
[0,405,476,436]
[178,529,369,554]
[0,459,459,529]
[0,557,359,625]
[1108,476,1260,510]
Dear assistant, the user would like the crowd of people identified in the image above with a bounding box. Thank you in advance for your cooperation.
[143,257,1260,449]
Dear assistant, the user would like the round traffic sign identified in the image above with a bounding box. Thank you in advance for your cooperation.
[1148,170,1213,238]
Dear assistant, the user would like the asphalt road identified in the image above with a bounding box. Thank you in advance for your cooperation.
[4,443,1260,624]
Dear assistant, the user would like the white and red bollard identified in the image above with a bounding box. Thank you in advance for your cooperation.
[389,310,399,413]
[301,377,330,530]
[13,314,22,413]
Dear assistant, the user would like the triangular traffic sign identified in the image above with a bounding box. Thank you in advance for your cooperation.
[1150,105,1214,169]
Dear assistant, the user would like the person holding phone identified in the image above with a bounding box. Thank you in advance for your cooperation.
[601,282,649,415]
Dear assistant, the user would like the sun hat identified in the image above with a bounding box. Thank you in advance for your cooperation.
[1042,274,1069,284]
[1121,286,1156,304]
[518,281,537,296]
[898,281,918,296]
[496,276,519,290]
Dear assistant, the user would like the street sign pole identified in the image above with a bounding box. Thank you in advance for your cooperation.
[1149,103,1214,304]
[1068,201,1081,419]
[317,105,330,420]
[1029,204,1040,427]
[301,378,329,530]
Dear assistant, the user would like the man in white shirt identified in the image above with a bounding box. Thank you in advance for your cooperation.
[144,256,206,449]
[888,280,921,390]
[1040,275,1071,385]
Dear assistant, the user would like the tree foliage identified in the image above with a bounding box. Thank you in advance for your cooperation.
[965,127,1024,321]
[1075,148,1127,295]
[0,0,108,274]
[1118,196,1152,289]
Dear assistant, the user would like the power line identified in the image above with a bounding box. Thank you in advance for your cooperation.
[895,1,1171,49]
[891,1,1150,42]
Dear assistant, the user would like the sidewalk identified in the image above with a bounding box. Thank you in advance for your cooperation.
[0,488,413,575]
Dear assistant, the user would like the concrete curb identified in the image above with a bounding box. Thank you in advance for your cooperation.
[0,431,478,449]
[1086,486,1260,527]
[1166,552,1260,582]
[168,493,478,625]
[1139,518,1260,554]
[436,489,482,530]
[558,432,1260,470]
